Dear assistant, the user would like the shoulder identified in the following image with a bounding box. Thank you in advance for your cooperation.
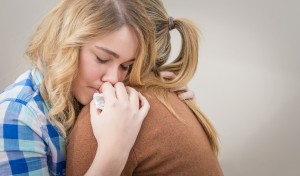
[143,90,187,116]
[0,71,66,174]
[124,91,223,175]
[0,69,51,140]
[1,69,49,117]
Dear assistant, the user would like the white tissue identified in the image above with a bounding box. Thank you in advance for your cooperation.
[93,92,105,110]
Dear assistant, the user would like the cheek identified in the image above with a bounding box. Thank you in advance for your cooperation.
[119,71,129,82]
[78,54,102,83]
[72,66,101,105]
[79,67,101,83]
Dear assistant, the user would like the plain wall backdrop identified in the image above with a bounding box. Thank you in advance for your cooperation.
[1,0,299,175]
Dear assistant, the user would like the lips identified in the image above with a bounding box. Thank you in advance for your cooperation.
[89,86,101,93]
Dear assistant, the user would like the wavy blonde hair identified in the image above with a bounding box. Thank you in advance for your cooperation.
[128,0,220,155]
[26,0,155,138]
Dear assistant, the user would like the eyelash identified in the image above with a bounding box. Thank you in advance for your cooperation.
[120,65,130,71]
[96,56,108,64]
[97,56,131,71]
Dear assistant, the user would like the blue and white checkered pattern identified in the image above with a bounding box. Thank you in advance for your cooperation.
[0,69,66,175]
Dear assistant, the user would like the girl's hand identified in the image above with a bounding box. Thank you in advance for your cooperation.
[90,82,149,152]
[159,71,196,101]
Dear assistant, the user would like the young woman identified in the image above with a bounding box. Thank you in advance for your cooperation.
[66,0,223,175]
[0,0,194,175]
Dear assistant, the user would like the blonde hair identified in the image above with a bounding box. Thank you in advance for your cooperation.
[130,0,220,155]
[26,0,155,138]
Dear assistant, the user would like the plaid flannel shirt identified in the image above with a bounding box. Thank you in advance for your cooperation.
[0,69,66,175]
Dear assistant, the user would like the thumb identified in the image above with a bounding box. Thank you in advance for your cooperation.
[159,71,176,80]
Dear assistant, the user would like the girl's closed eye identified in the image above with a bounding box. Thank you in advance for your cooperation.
[96,56,108,64]
[120,64,133,71]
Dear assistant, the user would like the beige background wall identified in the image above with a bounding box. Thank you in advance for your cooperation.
[1,0,299,175]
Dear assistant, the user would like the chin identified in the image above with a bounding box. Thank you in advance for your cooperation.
[75,92,92,106]
[81,94,93,105]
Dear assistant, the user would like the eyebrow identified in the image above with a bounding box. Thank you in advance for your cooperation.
[94,46,119,58]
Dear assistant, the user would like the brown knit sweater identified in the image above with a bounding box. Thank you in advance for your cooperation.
[66,92,223,176]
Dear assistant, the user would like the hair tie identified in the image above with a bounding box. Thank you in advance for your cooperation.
[168,17,175,30]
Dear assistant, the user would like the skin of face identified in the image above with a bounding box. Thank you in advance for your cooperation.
[71,26,138,105]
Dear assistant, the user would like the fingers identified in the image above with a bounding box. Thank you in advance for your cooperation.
[159,71,195,100]
[100,82,149,120]
[170,85,196,100]
[100,82,116,104]
[159,71,176,80]
[177,91,195,100]
[101,82,130,103]
[126,87,150,120]
[138,92,150,120]
[126,87,139,111]
[115,82,129,102]
[170,85,188,92]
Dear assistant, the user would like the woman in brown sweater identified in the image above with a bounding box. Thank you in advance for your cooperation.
[67,91,223,176]
[67,0,223,175]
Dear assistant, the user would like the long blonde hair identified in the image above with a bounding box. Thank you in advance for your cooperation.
[26,0,155,138]
[129,0,220,155]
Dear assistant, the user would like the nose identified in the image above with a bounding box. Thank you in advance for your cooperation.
[101,67,119,85]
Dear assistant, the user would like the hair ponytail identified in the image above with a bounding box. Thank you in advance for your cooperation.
[158,18,199,89]
[138,0,219,155]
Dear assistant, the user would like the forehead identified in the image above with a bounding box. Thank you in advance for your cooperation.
[89,26,139,61]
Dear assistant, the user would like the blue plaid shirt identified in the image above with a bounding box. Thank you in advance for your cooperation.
[0,69,66,175]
